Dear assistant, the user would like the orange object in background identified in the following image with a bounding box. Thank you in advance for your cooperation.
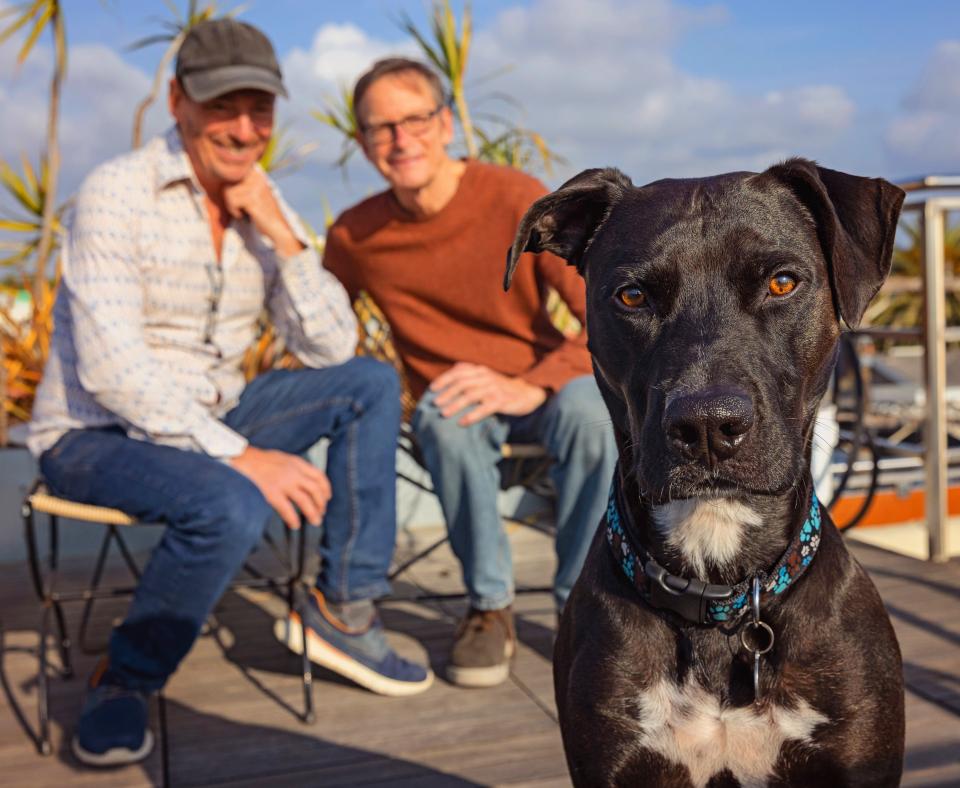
[832,486,960,528]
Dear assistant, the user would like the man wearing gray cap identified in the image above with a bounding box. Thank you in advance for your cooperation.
[29,19,433,767]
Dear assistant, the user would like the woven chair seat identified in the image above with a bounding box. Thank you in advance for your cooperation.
[26,486,138,527]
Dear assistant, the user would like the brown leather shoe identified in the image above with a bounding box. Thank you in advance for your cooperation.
[446,607,516,688]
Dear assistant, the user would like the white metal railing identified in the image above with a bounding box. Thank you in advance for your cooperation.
[898,177,959,561]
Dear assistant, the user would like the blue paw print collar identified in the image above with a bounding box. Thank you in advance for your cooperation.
[604,473,822,626]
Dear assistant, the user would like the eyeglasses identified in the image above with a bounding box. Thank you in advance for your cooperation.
[359,106,443,146]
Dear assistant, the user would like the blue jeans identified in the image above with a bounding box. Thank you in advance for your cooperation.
[411,375,616,611]
[39,357,400,692]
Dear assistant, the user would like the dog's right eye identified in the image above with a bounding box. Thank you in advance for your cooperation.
[617,286,647,309]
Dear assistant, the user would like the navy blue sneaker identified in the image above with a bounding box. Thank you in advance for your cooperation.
[275,590,434,697]
[71,661,154,767]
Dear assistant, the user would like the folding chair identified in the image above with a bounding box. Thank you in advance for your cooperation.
[20,479,316,783]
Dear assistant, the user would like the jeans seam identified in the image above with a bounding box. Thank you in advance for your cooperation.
[338,419,360,601]
[236,396,362,436]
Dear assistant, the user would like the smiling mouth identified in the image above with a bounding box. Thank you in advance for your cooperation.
[213,142,259,161]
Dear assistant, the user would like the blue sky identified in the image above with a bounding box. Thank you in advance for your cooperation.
[1,0,957,230]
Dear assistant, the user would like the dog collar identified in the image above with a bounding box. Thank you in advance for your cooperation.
[604,474,822,626]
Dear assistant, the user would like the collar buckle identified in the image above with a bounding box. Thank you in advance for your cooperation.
[644,559,734,624]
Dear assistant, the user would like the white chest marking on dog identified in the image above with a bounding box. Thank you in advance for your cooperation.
[651,499,762,576]
[636,680,828,787]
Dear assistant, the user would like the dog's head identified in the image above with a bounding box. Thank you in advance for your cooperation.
[507,159,903,504]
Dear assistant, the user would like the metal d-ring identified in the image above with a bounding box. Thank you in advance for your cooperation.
[742,576,775,703]
[740,619,775,655]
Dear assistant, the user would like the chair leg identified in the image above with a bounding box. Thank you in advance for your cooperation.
[23,501,52,755]
[298,604,315,724]
[46,516,74,678]
[290,526,315,724]
[112,527,142,581]
[36,605,53,756]
[24,502,76,755]
[77,527,118,655]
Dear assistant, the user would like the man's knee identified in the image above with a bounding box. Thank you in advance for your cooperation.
[412,391,498,461]
[340,356,401,405]
[177,471,272,550]
[548,376,616,461]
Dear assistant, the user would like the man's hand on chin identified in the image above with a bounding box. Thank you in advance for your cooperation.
[223,168,304,259]
[430,362,548,426]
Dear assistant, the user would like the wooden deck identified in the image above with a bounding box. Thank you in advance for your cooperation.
[1,520,958,787]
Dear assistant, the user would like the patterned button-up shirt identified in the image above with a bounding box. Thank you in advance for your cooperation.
[28,127,358,459]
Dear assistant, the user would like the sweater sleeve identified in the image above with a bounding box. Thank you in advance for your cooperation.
[518,249,593,392]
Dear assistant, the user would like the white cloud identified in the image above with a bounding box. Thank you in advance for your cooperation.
[467,0,854,184]
[885,40,960,174]
[0,40,153,206]
[281,22,415,125]
[275,0,860,224]
[0,0,877,235]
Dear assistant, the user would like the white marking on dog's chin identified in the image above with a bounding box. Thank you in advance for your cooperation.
[636,680,828,788]
[651,499,762,576]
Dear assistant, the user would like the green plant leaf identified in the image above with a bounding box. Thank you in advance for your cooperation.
[17,0,53,65]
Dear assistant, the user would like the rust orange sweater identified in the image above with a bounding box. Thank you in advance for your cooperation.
[323,160,591,401]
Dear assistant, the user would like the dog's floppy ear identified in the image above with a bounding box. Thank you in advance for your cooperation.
[504,167,632,291]
[763,157,905,328]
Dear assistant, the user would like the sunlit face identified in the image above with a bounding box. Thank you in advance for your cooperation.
[356,72,454,193]
[169,80,275,191]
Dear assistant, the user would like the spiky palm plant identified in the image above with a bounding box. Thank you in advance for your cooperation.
[0,1,67,442]
[475,126,564,176]
[312,84,360,172]
[0,153,68,443]
[259,124,319,177]
[0,0,65,310]
[399,0,476,157]
[862,216,960,334]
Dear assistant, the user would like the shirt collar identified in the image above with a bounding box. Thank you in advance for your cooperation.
[154,126,200,193]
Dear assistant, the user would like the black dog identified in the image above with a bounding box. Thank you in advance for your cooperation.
[505,159,905,787]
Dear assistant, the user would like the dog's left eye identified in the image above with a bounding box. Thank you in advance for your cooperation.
[617,286,648,309]
[768,274,797,297]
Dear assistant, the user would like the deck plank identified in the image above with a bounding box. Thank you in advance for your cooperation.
[1,522,957,786]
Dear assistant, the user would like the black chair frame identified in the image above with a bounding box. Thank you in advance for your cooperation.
[20,479,317,786]
[389,424,556,600]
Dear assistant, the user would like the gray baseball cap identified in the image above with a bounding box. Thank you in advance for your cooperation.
[175,19,288,103]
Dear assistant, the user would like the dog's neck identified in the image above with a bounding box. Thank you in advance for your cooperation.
[623,472,811,586]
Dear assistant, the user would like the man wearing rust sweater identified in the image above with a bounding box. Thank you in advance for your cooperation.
[324,58,616,688]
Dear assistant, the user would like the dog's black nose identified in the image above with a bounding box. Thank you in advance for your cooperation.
[664,386,754,466]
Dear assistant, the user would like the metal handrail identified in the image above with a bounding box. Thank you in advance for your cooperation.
[893,175,956,561]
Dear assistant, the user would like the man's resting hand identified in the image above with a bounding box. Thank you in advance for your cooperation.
[229,446,331,529]
[431,362,548,426]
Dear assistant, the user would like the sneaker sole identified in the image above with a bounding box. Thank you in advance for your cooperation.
[445,639,516,689]
[276,615,434,698]
[71,730,154,767]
